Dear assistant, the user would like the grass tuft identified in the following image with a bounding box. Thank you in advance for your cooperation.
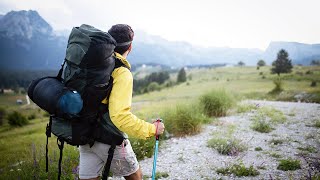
[199,89,234,117]
[143,172,169,180]
[207,137,247,156]
[236,103,258,113]
[313,120,320,128]
[216,162,260,177]
[251,119,273,133]
[250,106,286,133]
[297,146,317,153]
[269,152,282,158]
[269,138,285,145]
[257,106,287,124]
[277,158,301,171]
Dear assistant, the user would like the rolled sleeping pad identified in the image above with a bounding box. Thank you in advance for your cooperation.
[28,77,83,116]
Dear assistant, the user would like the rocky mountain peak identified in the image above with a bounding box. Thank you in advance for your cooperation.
[0,10,53,39]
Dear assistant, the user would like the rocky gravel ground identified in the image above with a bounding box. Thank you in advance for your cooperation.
[138,100,320,180]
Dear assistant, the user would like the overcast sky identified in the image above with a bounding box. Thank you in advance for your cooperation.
[0,0,319,50]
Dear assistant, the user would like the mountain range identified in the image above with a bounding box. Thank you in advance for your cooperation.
[0,10,319,70]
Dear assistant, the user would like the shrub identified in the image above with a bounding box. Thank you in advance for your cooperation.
[160,103,210,136]
[0,106,6,125]
[7,111,28,127]
[28,113,36,120]
[254,147,263,151]
[306,70,313,75]
[277,158,301,171]
[208,137,247,156]
[147,82,161,92]
[216,162,259,177]
[165,80,175,88]
[130,138,155,160]
[199,89,233,117]
[270,77,283,94]
[310,81,317,87]
[251,119,273,133]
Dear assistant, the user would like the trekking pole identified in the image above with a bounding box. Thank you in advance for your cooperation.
[152,119,162,180]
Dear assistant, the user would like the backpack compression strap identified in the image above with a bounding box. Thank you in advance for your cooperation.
[45,115,53,172]
[57,60,66,81]
[102,143,116,180]
[57,138,65,180]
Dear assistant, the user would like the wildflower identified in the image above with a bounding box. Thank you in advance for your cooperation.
[72,166,79,175]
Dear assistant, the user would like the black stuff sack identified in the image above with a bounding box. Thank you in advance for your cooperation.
[28,77,83,116]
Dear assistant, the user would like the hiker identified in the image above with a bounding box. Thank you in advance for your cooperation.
[79,24,165,180]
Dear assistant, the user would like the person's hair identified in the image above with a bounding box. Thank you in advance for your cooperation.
[108,24,134,55]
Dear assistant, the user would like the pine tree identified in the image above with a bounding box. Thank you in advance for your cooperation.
[177,68,187,83]
[271,49,293,76]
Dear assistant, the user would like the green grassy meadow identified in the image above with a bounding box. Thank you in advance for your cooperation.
[0,65,319,179]
[133,65,320,113]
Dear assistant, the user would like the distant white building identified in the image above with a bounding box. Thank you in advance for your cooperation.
[16,99,23,105]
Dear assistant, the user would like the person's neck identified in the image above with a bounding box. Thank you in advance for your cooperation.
[121,51,129,59]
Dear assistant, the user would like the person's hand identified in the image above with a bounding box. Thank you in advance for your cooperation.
[153,121,165,136]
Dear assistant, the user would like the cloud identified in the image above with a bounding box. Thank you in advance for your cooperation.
[0,0,319,49]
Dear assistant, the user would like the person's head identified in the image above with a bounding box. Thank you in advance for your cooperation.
[108,24,134,55]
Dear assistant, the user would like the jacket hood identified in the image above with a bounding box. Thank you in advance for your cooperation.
[114,52,131,70]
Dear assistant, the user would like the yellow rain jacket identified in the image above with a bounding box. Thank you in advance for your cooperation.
[101,53,156,139]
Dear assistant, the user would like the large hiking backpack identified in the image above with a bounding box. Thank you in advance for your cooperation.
[28,24,128,179]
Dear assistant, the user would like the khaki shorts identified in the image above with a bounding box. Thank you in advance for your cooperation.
[79,140,139,179]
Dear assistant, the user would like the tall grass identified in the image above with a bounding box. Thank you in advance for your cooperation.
[160,102,210,136]
[0,106,6,126]
[199,89,234,117]
[0,141,79,179]
[7,111,29,127]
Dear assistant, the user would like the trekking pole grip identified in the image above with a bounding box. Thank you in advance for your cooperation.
[155,119,162,140]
